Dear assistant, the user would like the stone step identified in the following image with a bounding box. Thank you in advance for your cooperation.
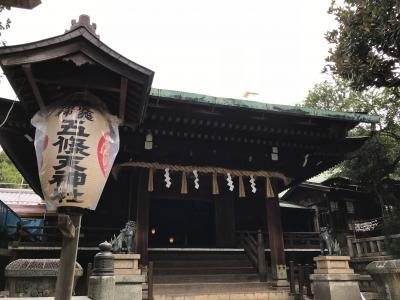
[155,266,256,275]
[362,292,380,300]
[154,273,260,284]
[149,253,246,261]
[153,282,292,297]
[153,259,252,268]
[153,291,293,300]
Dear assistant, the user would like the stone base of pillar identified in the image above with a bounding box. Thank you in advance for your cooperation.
[113,254,144,300]
[113,254,141,275]
[311,256,360,300]
[115,274,145,300]
[273,279,290,287]
[270,264,289,287]
[88,276,115,300]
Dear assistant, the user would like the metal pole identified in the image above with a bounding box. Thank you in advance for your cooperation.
[55,213,82,300]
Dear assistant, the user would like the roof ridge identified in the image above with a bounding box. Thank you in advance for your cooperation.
[150,88,380,124]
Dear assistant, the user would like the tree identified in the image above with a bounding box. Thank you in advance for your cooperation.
[303,78,400,216]
[323,0,400,215]
[0,149,24,188]
[0,5,10,46]
[326,0,400,91]
[309,0,400,254]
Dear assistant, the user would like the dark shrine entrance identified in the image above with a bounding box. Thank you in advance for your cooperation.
[149,198,216,248]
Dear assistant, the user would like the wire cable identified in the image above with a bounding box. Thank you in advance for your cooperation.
[0,96,17,128]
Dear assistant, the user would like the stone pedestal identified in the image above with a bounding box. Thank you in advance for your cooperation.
[366,259,400,300]
[88,241,116,300]
[311,256,361,300]
[113,254,141,275]
[88,276,115,300]
[4,258,82,297]
[113,254,143,300]
[273,264,289,287]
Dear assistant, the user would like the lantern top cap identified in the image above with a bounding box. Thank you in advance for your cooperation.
[99,241,112,252]
[67,14,99,39]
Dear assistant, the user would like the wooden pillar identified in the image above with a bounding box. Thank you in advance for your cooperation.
[55,214,82,300]
[215,195,235,247]
[312,205,320,232]
[266,195,288,285]
[135,169,150,266]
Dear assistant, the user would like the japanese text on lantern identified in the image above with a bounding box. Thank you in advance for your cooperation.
[49,107,93,204]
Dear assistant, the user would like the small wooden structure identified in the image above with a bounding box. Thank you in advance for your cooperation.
[281,177,385,246]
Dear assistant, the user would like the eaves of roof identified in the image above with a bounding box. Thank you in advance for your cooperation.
[150,88,380,124]
[0,26,154,126]
[279,200,314,210]
[0,26,153,76]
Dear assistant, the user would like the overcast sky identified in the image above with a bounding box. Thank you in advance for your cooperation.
[0,0,337,105]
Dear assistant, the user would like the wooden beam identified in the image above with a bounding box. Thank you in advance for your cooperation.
[135,169,150,266]
[22,64,45,109]
[36,78,120,93]
[55,213,82,299]
[119,77,128,124]
[266,186,288,285]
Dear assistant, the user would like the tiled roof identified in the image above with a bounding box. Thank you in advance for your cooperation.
[150,88,380,123]
[0,188,43,206]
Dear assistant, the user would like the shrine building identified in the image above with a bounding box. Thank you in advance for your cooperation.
[0,16,379,288]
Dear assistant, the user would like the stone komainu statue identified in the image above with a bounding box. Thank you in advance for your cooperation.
[110,221,137,254]
[319,226,341,256]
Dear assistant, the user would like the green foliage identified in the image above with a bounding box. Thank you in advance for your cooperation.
[0,150,23,188]
[326,0,400,91]
[0,5,10,46]
[311,0,400,253]
[383,215,400,258]
[305,77,399,131]
[304,78,400,252]
[303,78,400,192]
[341,134,400,183]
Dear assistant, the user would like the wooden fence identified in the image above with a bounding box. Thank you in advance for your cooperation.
[288,261,313,299]
[346,233,400,259]
[237,230,320,250]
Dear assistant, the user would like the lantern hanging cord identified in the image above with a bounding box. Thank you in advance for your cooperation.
[113,161,290,185]
[0,94,18,128]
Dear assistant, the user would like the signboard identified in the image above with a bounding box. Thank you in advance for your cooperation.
[32,102,119,210]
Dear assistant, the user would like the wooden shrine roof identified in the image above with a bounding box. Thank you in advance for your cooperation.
[0,25,154,127]
[0,83,378,196]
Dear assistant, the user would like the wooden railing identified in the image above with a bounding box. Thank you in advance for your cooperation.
[283,232,320,249]
[142,261,154,300]
[237,230,267,282]
[237,230,320,250]
[346,234,400,258]
[147,261,154,300]
[7,223,123,247]
[288,261,313,298]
